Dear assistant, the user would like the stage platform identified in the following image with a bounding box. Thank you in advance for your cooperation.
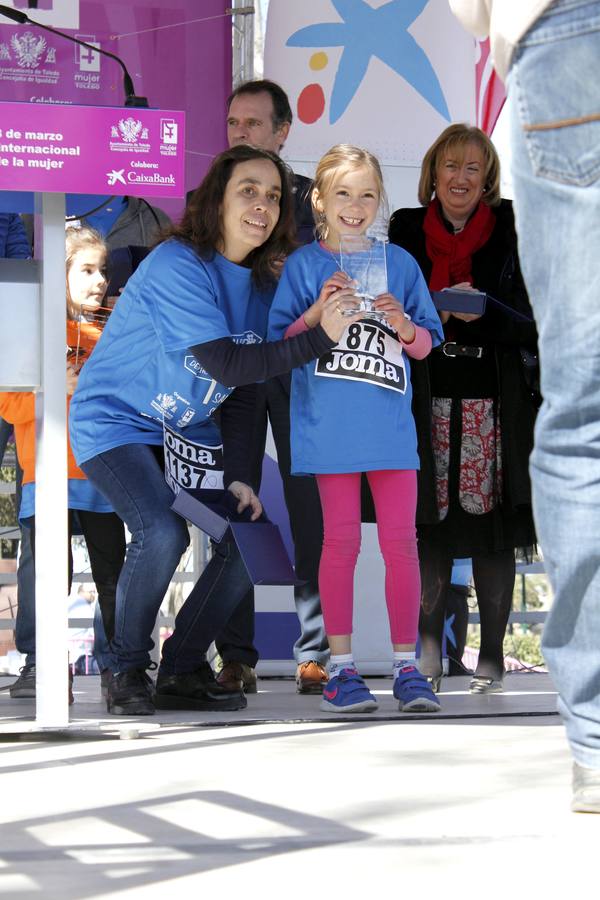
[0,670,560,733]
[0,672,595,897]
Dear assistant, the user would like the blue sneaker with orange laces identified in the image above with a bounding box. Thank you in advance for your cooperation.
[319,667,378,713]
[393,665,441,712]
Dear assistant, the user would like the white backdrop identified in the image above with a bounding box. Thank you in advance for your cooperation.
[257,1,505,674]
[265,0,477,212]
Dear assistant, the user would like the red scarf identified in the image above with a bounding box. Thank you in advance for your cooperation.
[423,198,496,290]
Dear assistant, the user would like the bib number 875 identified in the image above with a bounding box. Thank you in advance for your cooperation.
[345,323,385,356]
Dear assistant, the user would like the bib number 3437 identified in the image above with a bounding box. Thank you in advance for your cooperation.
[163,422,224,494]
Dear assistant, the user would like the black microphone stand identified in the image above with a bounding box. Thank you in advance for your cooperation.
[0,4,148,107]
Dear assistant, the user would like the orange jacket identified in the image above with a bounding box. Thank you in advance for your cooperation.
[0,319,103,485]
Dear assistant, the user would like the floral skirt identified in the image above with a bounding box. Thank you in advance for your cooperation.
[417,396,535,557]
[431,397,502,519]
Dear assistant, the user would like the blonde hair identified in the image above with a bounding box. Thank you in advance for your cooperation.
[311,144,387,239]
[65,226,107,316]
[418,123,501,207]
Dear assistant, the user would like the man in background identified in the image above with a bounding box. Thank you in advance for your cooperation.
[214,79,329,696]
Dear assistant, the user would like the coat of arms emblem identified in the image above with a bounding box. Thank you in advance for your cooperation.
[117,118,143,144]
[10,31,46,69]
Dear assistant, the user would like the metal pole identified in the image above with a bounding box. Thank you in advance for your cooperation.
[231,1,255,87]
[35,191,69,727]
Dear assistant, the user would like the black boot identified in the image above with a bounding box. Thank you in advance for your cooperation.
[155,661,247,711]
[106,668,155,716]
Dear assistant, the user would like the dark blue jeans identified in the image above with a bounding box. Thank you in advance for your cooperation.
[217,376,327,667]
[161,498,254,674]
[82,443,254,674]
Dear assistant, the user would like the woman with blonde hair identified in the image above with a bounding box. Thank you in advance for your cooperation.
[389,124,538,695]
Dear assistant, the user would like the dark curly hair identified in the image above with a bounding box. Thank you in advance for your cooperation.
[162,145,296,287]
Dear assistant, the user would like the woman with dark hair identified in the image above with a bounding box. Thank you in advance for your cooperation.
[388,124,538,695]
[69,144,354,716]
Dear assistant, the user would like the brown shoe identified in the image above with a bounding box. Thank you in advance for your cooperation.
[296,660,328,694]
[216,662,258,694]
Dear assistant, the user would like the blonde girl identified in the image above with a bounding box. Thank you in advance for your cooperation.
[269,145,444,712]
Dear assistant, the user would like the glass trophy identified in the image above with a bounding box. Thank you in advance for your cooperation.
[339,234,388,321]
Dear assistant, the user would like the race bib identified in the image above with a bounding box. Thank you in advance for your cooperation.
[163,422,224,494]
[315,320,406,393]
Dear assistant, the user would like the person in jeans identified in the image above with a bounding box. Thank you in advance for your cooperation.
[450,0,600,812]
[69,145,354,716]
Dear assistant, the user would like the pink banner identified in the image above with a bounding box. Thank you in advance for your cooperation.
[0,100,185,197]
[475,39,506,136]
[0,1,231,216]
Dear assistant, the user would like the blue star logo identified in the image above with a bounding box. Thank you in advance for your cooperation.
[444,613,457,649]
[287,0,450,124]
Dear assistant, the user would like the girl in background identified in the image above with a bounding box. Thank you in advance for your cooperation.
[0,227,126,700]
[269,145,444,713]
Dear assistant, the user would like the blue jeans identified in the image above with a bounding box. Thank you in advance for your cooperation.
[508,0,600,767]
[161,514,254,675]
[216,377,328,667]
[82,444,254,674]
[265,378,327,665]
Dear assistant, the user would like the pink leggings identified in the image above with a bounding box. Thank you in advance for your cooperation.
[316,470,420,645]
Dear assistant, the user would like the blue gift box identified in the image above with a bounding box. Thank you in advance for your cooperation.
[432,289,533,322]
[431,288,487,314]
[171,489,298,586]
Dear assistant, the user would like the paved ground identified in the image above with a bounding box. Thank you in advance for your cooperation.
[0,673,596,897]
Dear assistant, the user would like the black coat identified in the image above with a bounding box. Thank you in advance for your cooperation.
[292,173,315,246]
[388,200,539,526]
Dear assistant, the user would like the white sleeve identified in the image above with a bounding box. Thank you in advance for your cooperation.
[448,0,492,38]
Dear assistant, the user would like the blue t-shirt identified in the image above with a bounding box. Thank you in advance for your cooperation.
[268,241,443,475]
[70,240,273,465]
